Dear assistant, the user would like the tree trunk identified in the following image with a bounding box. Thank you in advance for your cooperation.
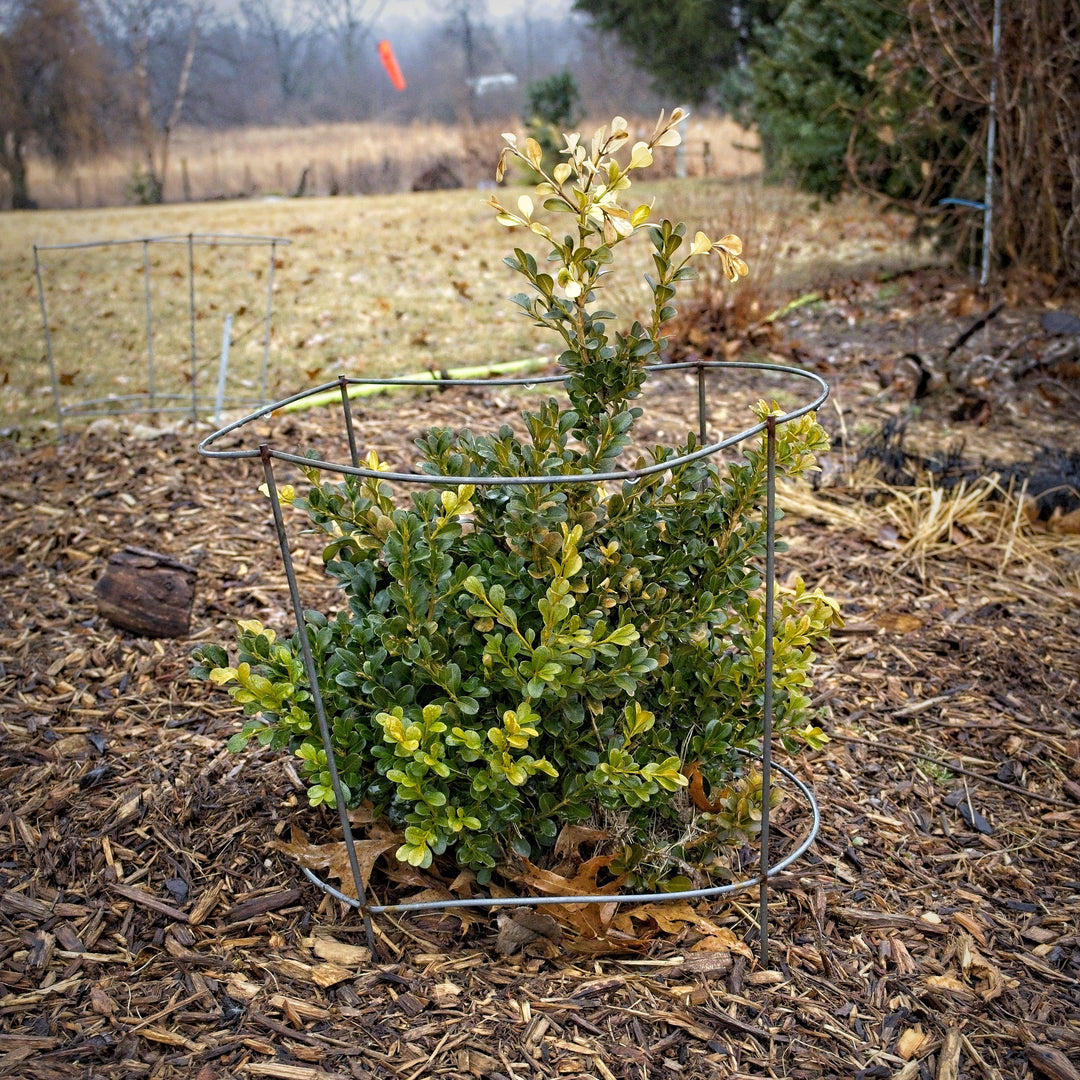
[0,136,33,210]
[158,5,203,199]
[131,22,162,203]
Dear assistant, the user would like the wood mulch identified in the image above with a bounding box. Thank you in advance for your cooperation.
[1,280,1079,1080]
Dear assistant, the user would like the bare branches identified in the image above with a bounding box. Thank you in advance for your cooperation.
[850,0,1080,283]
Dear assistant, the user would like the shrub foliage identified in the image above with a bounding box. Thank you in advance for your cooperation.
[193,111,840,885]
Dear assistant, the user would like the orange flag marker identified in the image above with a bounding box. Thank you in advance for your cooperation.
[378,40,406,91]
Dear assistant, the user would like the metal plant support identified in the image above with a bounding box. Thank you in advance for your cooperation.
[34,233,289,438]
[200,361,830,965]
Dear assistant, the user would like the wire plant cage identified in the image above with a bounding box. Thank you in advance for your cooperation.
[200,359,830,965]
[34,233,290,438]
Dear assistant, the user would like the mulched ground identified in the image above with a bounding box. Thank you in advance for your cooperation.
[1,270,1079,1080]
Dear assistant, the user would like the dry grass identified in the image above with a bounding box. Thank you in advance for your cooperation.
[24,115,762,209]
[779,474,1080,593]
[1,161,928,440]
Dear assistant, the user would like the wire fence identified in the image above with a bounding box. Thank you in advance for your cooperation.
[199,360,830,964]
[34,233,290,438]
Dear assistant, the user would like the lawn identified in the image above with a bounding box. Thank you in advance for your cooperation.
[1,177,926,440]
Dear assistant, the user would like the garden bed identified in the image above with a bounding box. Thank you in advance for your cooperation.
[0,275,1078,1079]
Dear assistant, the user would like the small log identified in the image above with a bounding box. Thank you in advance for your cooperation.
[94,546,196,638]
[1028,1046,1080,1080]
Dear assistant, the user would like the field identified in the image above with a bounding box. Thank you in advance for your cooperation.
[19,116,763,210]
[1,138,1080,1079]
[3,168,925,441]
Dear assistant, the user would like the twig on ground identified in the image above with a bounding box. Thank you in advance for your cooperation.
[830,733,1076,808]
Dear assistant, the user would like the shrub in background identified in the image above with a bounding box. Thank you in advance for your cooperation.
[193,110,840,887]
[523,71,581,178]
[750,0,910,198]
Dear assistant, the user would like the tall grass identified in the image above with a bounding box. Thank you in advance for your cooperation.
[22,116,761,210]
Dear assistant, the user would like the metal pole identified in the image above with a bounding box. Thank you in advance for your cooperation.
[143,240,155,416]
[259,446,376,953]
[696,363,707,446]
[34,246,64,441]
[189,234,198,420]
[214,314,233,426]
[340,376,360,468]
[759,414,776,968]
[260,241,277,405]
[980,0,1002,289]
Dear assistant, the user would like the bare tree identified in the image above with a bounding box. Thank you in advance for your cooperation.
[97,0,205,202]
[430,0,502,119]
[0,0,108,208]
[241,0,317,111]
[310,0,387,117]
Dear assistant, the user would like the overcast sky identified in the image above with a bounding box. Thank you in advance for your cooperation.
[383,0,573,23]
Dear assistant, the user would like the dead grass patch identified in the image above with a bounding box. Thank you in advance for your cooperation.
[25,115,761,210]
[780,474,1080,592]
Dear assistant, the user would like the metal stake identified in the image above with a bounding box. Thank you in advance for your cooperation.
[34,245,64,441]
[189,233,198,420]
[260,241,277,405]
[696,362,707,446]
[759,414,777,969]
[340,375,360,468]
[214,314,233,427]
[980,0,1003,289]
[143,240,155,416]
[259,444,376,952]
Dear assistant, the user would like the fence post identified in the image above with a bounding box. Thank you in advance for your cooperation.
[34,246,64,440]
[143,240,156,416]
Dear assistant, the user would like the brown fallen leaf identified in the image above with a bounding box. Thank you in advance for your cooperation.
[688,929,754,958]
[552,823,610,861]
[614,901,754,959]
[683,761,728,812]
[268,823,401,897]
[496,908,562,956]
[514,856,625,944]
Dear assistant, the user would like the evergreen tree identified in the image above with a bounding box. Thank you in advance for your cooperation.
[749,0,905,197]
[572,0,785,109]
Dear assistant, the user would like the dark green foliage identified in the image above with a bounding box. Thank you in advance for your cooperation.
[524,71,582,180]
[526,71,581,131]
[749,0,907,197]
[572,0,785,109]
